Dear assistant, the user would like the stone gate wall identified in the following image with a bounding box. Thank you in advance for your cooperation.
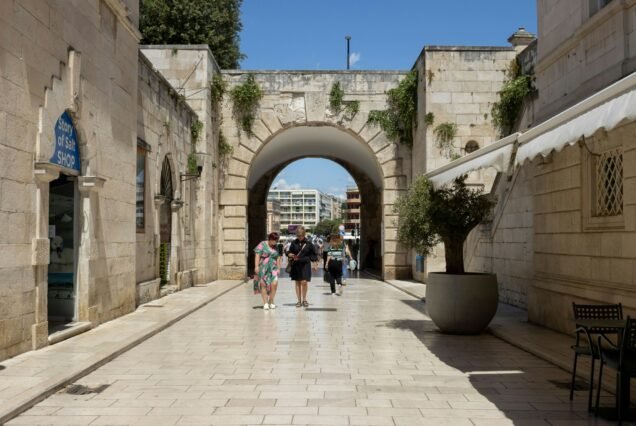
[217,71,412,280]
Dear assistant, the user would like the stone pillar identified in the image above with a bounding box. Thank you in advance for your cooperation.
[31,163,60,349]
[153,195,166,279]
[170,198,184,284]
[77,176,105,326]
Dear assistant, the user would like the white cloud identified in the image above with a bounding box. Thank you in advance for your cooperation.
[349,52,361,67]
[272,179,301,190]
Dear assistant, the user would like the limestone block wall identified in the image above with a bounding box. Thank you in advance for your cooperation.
[141,46,222,284]
[465,166,534,309]
[217,71,412,280]
[536,0,636,122]
[0,0,140,360]
[136,53,199,289]
[411,46,516,278]
[528,124,636,333]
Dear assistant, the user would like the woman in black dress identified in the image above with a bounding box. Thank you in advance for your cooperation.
[288,226,318,307]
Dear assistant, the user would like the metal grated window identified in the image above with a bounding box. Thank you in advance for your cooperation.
[594,148,623,217]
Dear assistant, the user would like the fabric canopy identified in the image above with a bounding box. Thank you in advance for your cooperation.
[427,133,518,188]
[516,72,636,165]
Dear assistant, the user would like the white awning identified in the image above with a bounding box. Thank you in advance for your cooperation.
[516,71,636,165]
[427,133,518,188]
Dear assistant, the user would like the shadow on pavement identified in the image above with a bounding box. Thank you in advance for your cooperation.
[376,298,608,425]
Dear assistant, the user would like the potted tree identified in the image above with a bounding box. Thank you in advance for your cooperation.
[395,175,497,334]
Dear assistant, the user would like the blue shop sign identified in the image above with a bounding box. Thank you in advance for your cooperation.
[50,111,81,173]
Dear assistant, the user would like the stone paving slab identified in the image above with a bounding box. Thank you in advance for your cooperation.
[0,280,243,424]
[387,279,630,399]
[7,277,625,425]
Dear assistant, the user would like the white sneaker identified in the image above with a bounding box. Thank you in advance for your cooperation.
[269,303,276,309]
[331,293,336,296]
[263,303,270,310]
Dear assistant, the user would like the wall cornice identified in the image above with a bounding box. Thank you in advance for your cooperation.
[102,0,141,42]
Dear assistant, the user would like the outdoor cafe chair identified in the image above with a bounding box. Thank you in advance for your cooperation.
[595,317,636,425]
[571,302,623,411]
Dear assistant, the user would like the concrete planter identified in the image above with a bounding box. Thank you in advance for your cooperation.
[426,272,498,334]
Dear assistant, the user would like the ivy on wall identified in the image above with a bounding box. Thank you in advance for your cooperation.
[367,70,418,146]
[218,130,233,158]
[187,120,203,174]
[433,122,458,159]
[210,73,227,108]
[329,82,360,118]
[230,74,262,134]
[491,59,536,136]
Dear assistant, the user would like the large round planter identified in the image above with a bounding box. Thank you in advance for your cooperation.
[426,272,498,334]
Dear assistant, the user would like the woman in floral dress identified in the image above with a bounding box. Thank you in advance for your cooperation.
[254,232,282,310]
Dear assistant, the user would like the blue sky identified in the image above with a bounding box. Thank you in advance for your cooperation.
[240,1,538,197]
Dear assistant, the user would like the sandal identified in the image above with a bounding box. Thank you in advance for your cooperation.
[295,302,302,308]
[302,301,309,307]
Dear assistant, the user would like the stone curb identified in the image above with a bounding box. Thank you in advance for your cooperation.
[0,280,245,425]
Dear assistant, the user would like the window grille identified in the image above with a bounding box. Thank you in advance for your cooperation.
[594,148,623,217]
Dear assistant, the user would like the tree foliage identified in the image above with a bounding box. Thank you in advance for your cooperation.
[314,218,341,237]
[367,70,418,146]
[140,0,245,69]
[394,176,494,274]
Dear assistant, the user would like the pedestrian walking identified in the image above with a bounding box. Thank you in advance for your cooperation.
[288,226,318,307]
[254,232,282,310]
[326,234,351,295]
[341,240,349,284]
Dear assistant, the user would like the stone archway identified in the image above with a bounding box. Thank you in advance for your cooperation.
[247,154,383,276]
[218,71,411,280]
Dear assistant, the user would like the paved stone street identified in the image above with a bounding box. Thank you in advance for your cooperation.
[8,278,617,425]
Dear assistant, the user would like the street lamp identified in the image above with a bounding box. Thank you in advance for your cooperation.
[345,35,351,70]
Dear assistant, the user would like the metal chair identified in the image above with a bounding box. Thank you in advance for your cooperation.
[595,317,636,425]
[571,302,623,411]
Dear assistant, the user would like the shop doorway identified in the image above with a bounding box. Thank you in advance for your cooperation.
[159,157,173,285]
[48,174,78,331]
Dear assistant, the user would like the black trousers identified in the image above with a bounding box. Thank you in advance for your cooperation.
[328,259,343,293]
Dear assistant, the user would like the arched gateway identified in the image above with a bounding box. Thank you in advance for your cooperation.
[218,71,411,280]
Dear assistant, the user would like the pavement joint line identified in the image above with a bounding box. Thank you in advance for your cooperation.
[0,279,246,425]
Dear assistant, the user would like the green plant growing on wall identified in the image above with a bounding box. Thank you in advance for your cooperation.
[218,130,233,158]
[329,82,360,118]
[449,151,462,161]
[367,70,418,146]
[191,120,203,144]
[394,175,494,274]
[425,112,435,126]
[210,73,227,107]
[433,122,457,158]
[491,59,536,136]
[187,153,198,174]
[230,74,262,133]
